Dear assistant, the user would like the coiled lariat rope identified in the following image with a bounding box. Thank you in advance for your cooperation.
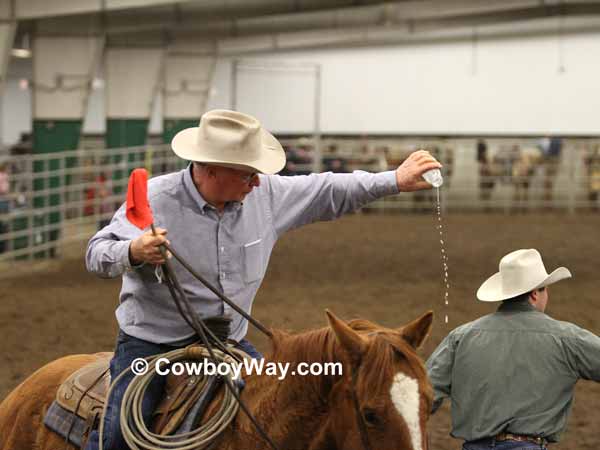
[110,346,247,450]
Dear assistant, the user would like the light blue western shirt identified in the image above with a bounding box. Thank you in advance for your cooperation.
[86,166,399,344]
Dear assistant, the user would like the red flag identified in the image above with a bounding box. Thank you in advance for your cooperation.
[126,168,154,229]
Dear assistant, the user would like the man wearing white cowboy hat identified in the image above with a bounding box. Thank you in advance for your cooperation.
[426,248,600,450]
[85,109,441,450]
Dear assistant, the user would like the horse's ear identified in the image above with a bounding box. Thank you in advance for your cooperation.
[326,309,366,364]
[399,311,433,350]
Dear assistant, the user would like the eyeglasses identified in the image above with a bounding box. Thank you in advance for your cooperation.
[205,164,258,184]
[239,171,258,184]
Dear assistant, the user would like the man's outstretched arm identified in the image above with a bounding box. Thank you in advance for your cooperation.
[563,325,600,382]
[426,332,456,414]
[264,150,442,236]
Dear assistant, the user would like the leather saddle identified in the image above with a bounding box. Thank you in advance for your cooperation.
[56,353,112,434]
[55,350,223,437]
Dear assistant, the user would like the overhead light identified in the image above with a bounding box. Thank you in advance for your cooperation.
[92,78,105,90]
[18,79,29,90]
[12,48,31,58]
[12,33,31,59]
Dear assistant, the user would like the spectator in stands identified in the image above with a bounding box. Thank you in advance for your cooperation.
[295,146,313,175]
[511,144,537,211]
[9,134,32,208]
[283,143,313,175]
[441,145,453,186]
[375,146,390,172]
[0,161,10,253]
[539,136,562,205]
[493,144,519,184]
[279,146,296,176]
[323,144,348,173]
[585,145,600,211]
[476,138,487,164]
[10,133,32,156]
[477,139,495,202]
[0,162,9,208]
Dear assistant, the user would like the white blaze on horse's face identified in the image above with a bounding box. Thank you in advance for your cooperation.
[390,372,422,450]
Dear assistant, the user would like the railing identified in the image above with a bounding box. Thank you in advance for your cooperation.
[278,136,600,213]
[0,144,186,261]
[0,137,599,262]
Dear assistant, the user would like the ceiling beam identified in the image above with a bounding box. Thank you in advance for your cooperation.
[15,0,179,20]
[211,15,600,55]
[13,0,383,20]
[12,0,600,55]
[25,1,600,38]
[98,2,600,41]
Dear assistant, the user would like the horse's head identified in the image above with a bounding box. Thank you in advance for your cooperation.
[325,310,433,450]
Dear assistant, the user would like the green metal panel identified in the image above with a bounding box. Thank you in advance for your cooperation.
[31,120,82,258]
[34,120,82,152]
[162,119,198,144]
[106,118,149,148]
[106,119,149,195]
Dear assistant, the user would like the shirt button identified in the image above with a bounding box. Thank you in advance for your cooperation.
[220,247,225,253]
[220,272,226,280]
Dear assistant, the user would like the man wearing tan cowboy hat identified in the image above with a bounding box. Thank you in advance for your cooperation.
[427,248,600,450]
[85,109,441,450]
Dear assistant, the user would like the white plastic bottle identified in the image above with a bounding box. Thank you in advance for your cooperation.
[422,169,443,188]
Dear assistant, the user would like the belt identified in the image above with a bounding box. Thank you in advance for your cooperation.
[496,432,548,446]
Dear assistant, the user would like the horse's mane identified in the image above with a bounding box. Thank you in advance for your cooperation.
[268,318,381,363]
[267,317,429,397]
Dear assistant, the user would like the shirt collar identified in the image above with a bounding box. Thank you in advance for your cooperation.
[183,163,209,213]
[230,201,243,211]
[497,298,537,313]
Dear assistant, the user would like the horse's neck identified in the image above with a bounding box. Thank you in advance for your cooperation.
[222,333,341,450]
[227,371,331,449]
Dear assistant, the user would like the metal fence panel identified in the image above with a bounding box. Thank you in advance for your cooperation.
[1,137,599,262]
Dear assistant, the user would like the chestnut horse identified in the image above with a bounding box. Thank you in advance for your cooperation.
[0,310,433,450]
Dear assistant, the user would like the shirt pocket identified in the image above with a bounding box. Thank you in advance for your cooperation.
[116,299,138,326]
[242,238,263,284]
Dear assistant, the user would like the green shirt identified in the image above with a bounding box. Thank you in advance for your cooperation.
[426,299,600,442]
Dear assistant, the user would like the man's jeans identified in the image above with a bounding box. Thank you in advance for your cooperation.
[463,438,547,450]
[85,331,262,450]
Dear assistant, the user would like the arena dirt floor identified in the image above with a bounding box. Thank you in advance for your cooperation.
[1,212,599,450]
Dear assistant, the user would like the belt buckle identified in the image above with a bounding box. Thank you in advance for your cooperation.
[496,433,546,446]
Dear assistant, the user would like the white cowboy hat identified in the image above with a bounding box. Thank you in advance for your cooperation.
[477,249,571,302]
[171,109,286,174]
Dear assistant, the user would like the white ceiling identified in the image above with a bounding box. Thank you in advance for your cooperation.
[7,0,600,53]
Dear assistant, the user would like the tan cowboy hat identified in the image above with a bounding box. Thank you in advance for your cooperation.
[477,249,571,302]
[171,109,286,174]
